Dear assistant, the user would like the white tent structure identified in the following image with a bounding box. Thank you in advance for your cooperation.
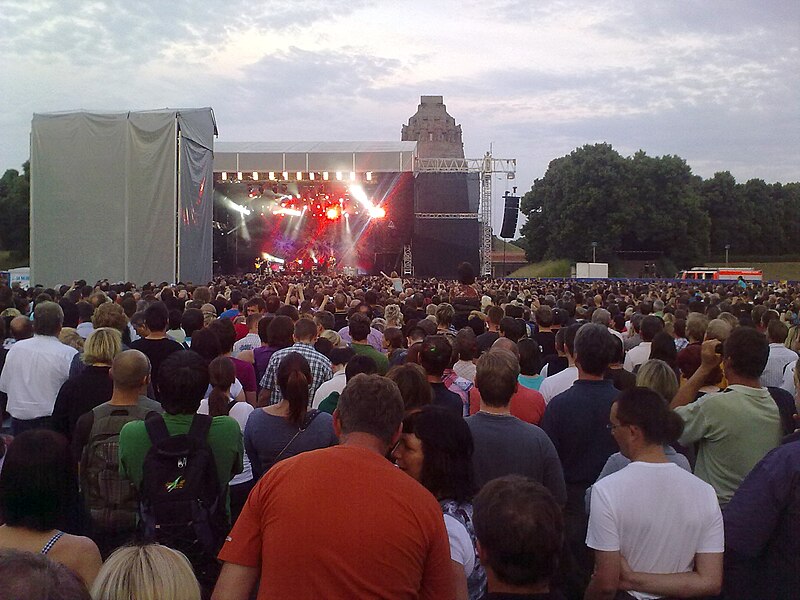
[30,108,217,286]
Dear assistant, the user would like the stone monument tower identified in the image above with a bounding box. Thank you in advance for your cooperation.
[402,96,479,278]
[401,95,464,159]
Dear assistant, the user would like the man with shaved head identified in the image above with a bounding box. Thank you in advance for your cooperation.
[71,349,163,555]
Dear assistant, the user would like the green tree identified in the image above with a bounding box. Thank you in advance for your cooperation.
[520,143,631,263]
[0,161,30,259]
[624,152,709,265]
[702,171,739,254]
[519,144,709,266]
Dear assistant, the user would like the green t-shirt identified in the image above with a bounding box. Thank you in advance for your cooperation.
[675,385,782,505]
[318,391,340,415]
[350,342,389,375]
[119,413,244,510]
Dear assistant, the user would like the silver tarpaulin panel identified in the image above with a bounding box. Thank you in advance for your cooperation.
[177,109,215,284]
[30,108,215,286]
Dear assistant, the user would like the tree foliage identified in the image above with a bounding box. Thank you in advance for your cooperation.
[520,144,799,267]
[0,161,30,258]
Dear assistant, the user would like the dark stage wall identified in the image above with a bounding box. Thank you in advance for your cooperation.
[412,218,481,278]
[411,172,481,277]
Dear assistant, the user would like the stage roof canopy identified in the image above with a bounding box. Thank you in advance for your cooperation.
[214,141,418,174]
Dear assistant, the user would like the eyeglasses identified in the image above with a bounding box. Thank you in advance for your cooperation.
[606,423,624,431]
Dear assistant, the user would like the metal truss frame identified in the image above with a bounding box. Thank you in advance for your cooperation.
[413,153,516,276]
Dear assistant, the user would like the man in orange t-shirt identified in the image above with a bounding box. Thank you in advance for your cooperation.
[212,374,455,600]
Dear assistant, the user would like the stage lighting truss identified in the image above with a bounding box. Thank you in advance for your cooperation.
[218,171,375,183]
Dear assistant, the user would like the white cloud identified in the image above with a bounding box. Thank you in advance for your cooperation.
[0,0,796,204]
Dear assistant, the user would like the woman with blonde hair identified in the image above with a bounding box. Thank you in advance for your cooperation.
[52,327,123,440]
[58,327,84,351]
[319,328,342,348]
[635,359,679,402]
[383,303,404,329]
[91,544,201,600]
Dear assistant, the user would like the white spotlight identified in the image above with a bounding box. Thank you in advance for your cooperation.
[335,171,343,181]
[237,172,243,181]
[221,171,228,181]
[268,172,276,181]
[295,171,302,180]
[282,171,289,180]
[366,171,372,181]
[309,172,316,180]
[252,172,259,180]
[323,171,330,180]
[349,172,356,181]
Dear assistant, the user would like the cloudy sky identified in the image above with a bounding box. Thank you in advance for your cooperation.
[1,0,798,231]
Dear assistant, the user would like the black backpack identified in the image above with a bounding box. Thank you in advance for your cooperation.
[138,413,226,584]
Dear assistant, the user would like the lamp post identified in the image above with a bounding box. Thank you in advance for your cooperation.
[725,244,730,266]
[591,241,598,263]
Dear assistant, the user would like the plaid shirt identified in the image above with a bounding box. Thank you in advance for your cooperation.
[260,342,333,406]
[443,369,473,417]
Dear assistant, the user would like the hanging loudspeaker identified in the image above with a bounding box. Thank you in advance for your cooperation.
[500,194,520,239]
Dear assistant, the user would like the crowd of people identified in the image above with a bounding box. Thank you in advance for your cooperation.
[0,262,797,600]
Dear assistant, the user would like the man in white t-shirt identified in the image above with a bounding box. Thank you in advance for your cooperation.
[312,347,354,409]
[539,323,581,404]
[623,315,663,373]
[232,313,262,356]
[585,387,723,600]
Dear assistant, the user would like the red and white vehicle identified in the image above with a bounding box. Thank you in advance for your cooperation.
[677,267,763,281]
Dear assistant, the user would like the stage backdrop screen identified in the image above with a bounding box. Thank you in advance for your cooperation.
[30,109,215,286]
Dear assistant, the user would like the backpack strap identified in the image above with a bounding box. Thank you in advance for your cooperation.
[766,386,797,436]
[226,400,238,414]
[187,413,213,444]
[144,412,172,446]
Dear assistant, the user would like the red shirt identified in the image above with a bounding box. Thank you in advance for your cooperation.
[218,445,454,600]
[469,384,546,425]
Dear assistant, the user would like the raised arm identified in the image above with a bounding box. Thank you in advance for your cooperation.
[671,339,722,409]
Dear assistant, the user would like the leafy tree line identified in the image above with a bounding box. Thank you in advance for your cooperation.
[0,161,30,260]
[519,144,800,268]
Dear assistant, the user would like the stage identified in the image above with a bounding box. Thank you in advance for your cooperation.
[212,142,416,276]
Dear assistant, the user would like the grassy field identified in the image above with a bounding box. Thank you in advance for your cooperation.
[507,260,800,280]
[508,260,572,278]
